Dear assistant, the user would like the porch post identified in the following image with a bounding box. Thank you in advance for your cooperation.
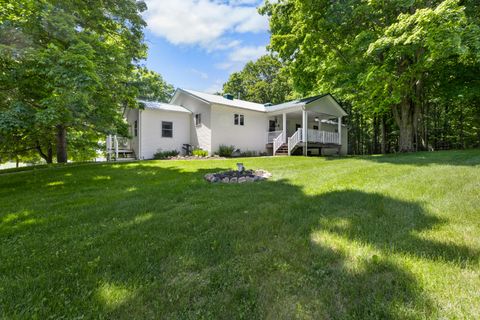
[302,108,307,156]
[338,117,342,145]
[282,112,287,143]
[114,135,119,161]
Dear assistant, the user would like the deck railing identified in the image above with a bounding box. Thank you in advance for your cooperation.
[307,129,339,144]
[267,130,283,144]
[273,131,285,156]
[288,129,302,155]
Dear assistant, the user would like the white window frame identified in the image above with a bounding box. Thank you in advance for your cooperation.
[161,121,173,138]
[234,114,245,126]
[195,113,201,126]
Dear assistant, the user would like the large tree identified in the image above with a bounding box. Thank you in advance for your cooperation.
[0,0,147,163]
[261,0,480,152]
[223,55,294,105]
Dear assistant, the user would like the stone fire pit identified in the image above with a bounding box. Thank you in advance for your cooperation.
[204,165,271,184]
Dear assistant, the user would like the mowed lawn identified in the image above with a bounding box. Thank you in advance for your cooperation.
[1,151,479,319]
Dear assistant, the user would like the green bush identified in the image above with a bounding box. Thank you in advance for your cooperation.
[153,150,179,159]
[240,150,258,157]
[218,145,235,157]
[192,149,208,157]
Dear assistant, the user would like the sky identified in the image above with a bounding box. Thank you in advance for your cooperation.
[142,0,270,94]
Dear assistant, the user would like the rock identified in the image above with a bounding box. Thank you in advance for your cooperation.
[204,174,214,181]
[238,177,246,183]
[246,176,255,182]
[222,177,230,183]
[229,177,238,183]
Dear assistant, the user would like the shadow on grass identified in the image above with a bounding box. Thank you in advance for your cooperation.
[324,149,480,167]
[0,162,478,319]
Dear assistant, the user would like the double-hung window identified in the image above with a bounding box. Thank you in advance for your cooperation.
[162,121,173,138]
[234,114,244,126]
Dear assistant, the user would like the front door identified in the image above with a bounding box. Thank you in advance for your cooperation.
[295,124,301,131]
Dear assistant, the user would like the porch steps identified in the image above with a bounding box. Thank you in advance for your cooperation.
[275,144,289,156]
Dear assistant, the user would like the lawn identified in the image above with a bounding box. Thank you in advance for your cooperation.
[1,150,479,319]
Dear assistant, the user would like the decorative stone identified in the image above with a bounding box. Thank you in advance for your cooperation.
[204,168,271,183]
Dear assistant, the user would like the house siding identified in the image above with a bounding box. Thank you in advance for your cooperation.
[210,104,269,155]
[171,94,212,153]
[139,109,191,159]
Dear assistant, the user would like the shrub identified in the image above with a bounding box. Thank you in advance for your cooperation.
[218,145,235,157]
[192,149,208,157]
[153,150,179,159]
[240,150,258,157]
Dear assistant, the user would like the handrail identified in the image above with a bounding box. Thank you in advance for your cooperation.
[288,129,302,156]
[267,130,283,143]
[273,131,285,156]
[307,129,340,144]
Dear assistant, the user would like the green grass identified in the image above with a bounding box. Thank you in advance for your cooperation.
[1,150,479,319]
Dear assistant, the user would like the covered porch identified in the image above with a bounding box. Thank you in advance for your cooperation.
[265,94,347,156]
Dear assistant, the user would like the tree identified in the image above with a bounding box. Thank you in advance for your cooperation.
[223,55,294,105]
[131,67,175,103]
[0,0,147,163]
[261,0,480,152]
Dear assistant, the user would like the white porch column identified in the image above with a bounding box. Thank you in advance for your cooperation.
[282,112,287,143]
[114,135,119,161]
[302,108,307,156]
[337,117,342,145]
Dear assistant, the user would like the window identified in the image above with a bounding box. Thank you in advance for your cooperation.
[162,121,173,138]
[195,113,201,126]
[234,114,245,126]
[134,120,138,137]
[269,120,276,132]
[313,125,319,130]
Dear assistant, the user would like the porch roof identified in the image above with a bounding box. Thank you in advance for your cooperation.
[265,93,347,117]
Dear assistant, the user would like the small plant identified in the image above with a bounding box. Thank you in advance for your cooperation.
[218,145,235,157]
[192,149,208,157]
[153,150,179,159]
[240,150,258,157]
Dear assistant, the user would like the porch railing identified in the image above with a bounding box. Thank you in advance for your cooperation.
[267,130,283,144]
[273,131,285,156]
[307,129,339,145]
[288,129,302,156]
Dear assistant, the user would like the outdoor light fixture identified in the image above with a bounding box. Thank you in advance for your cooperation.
[314,117,320,122]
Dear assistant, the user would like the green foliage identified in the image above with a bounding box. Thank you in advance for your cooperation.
[218,145,235,157]
[192,149,208,157]
[239,150,258,157]
[153,150,179,160]
[131,67,175,103]
[0,0,148,163]
[261,0,480,153]
[1,151,479,318]
[222,55,295,104]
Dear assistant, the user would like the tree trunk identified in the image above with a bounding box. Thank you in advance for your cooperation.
[36,142,53,164]
[381,115,386,154]
[56,125,68,163]
[392,99,415,152]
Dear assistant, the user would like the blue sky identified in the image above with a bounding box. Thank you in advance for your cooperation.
[142,0,270,93]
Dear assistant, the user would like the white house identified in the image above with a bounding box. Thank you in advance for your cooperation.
[106,89,348,159]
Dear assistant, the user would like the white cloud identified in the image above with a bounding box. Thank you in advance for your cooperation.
[216,45,267,70]
[204,79,224,94]
[190,68,209,79]
[144,0,268,49]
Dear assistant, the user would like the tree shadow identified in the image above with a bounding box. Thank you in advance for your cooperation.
[323,149,480,167]
[0,162,477,319]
